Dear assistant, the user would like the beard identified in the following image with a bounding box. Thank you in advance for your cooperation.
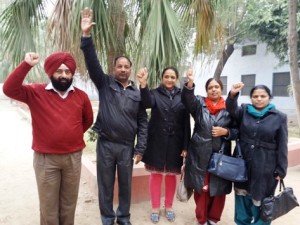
[50,77,73,92]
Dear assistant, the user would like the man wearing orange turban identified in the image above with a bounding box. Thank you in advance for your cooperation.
[3,52,94,225]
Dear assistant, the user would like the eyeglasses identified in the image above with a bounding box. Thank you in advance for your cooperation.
[55,69,72,75]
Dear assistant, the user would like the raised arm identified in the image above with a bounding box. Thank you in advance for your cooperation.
[226,82,244,120]
[3,53,39,102]
[181,68,198,117]
[137,67,155,108]
[81,7,96,37]
[229,82,244,98]
[80,8,106,89]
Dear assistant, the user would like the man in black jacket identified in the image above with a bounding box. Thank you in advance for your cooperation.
[80,8,148,225]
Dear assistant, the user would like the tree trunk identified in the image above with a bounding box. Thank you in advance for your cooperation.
[213,43,234,79]
[107,0,126,74]
[288,0,300,134]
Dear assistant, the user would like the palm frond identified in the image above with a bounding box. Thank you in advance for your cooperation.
[135,0,184,87]
[0,0,224,86]
[46,0,113,77]
[46,0,73,52]
[0,0,48,67]
[0,0,50,81]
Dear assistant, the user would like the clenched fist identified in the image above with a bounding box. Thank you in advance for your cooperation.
[24,52,40,66]
[136,67,148,88]
[186,68,194,88]
[230,82,244,97]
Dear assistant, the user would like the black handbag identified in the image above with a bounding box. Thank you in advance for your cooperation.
[207,139,248,182]
[176,158,193,202]
[260,180,299,222]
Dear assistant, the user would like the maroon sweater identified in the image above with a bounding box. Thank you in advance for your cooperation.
[3,61,94,154]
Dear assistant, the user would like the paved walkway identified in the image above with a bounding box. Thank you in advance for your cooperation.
[0,97,300,225]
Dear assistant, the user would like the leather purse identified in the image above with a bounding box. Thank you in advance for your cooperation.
[207,139,248,182]
[176,158,193,202]
[260,179,299,222]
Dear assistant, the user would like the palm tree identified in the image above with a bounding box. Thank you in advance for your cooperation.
[0,0,220,87]
[0,0,50,82]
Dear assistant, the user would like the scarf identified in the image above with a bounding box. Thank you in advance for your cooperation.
[205,97,225,115]
[247,103,275,118]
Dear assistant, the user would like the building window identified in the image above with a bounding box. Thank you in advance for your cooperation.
[241,74,256,96]
[272,72,290,97]
[220,76,227,95]
[242,44,257,56]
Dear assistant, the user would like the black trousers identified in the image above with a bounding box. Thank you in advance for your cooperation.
[96,137,134,225]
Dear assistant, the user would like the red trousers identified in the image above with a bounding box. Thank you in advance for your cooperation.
[149,173,177,209]
[194,190,226,224]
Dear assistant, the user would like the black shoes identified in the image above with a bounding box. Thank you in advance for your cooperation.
[116,221,132,225]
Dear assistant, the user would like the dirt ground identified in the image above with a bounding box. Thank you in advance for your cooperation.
[1,98,300,225]
[0,99,100,225]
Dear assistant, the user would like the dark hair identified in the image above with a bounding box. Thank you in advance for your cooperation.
[250,84,272,98]
[205,78,223,91]
[114,56,132,67]
[161,66,179,78]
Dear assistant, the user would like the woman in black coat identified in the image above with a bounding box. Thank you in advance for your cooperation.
[137,67,191,224]
[181,69,237,225]
[226,83,288,225]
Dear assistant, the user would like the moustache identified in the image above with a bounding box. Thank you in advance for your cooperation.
[58,77,70,82]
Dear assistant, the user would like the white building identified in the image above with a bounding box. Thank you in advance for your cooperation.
[191,42,296,116]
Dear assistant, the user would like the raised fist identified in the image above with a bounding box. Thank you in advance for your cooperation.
[230,82,244,96]
[186,68,194,88]
[136,67,148,88]
[186,68,194,82]
[24,52,39,66]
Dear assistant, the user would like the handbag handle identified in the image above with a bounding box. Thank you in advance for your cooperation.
[235,139,243,158]
[218,139,243,158]
[180,158,186,181]
[279,179,285,192]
